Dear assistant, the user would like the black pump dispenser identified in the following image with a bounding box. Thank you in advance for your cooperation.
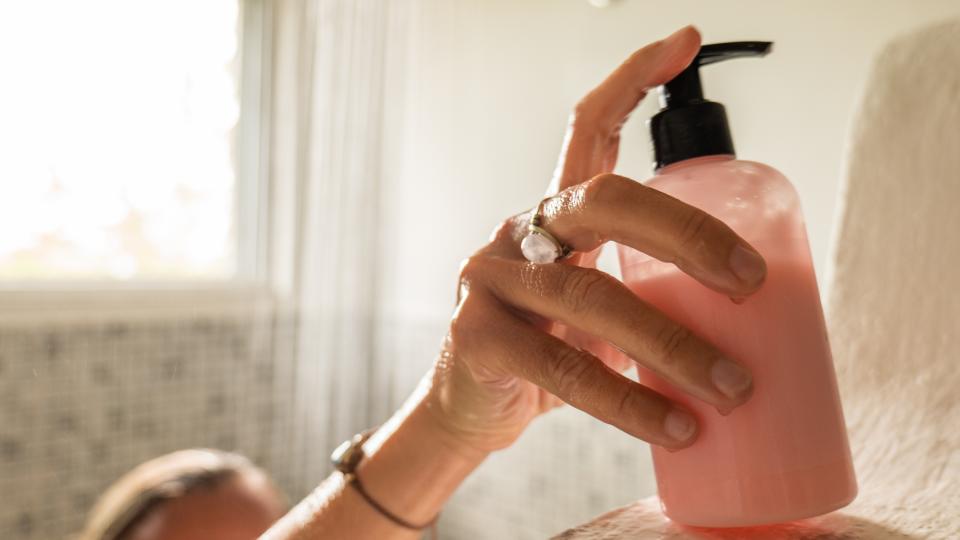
[650,41,772,170]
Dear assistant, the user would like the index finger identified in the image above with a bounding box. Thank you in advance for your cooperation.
[579,25,700,131]
[552,26,701,192]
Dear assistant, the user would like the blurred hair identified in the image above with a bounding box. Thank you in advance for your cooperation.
[77,449,277,540]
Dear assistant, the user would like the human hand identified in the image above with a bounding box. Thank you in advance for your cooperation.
[423,25,766,456]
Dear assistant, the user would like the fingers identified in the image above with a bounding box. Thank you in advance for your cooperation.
[452,288,698,448]
[544,173,766,297]
[464,256,753,414]
[575,25,700,134]
[552,26,701,192]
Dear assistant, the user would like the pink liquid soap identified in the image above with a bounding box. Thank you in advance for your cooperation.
[617,156,857,527]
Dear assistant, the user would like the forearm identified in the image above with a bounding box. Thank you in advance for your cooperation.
[263,380,488,540]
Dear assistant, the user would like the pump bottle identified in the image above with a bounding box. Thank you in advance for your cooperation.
[616,42,857,526]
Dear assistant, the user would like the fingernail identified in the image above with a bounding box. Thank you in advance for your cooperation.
[728,244,766,286]
[729,296,746,305]
[663,409,697,442]
[711,358,753,400]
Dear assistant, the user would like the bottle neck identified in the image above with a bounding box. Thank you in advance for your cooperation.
[649,101,735,170]
[656,154,735,175]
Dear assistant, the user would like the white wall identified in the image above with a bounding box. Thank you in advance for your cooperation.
[380,0,960,324]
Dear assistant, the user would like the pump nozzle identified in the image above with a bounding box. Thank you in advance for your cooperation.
[698,41,773,65]
[651,41,773,169]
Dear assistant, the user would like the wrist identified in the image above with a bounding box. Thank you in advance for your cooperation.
[420,387,497,464]
[356,379,488,526]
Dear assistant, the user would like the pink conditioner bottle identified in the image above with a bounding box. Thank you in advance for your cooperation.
[616,42,857,526]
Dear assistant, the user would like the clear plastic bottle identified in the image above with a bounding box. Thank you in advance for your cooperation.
[616,43,856,526]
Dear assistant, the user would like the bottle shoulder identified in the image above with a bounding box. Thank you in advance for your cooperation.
[645,159,804,242]
[649,159,794,194]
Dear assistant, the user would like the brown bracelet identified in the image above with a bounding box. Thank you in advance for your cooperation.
[332,429,439,538]
[345,473,438,531]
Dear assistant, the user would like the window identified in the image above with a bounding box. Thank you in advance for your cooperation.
[0,0,257,281]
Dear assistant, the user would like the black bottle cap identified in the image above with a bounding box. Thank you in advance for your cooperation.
[650,41,773,170]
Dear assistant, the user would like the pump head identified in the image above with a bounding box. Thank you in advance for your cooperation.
[650,41,772,170]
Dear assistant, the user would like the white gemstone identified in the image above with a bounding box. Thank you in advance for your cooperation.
[521,232,560,263]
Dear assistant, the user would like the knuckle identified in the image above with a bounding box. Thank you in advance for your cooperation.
[676,209,714,253]
[548,346,593,398]
[615,387,640,418]
[518,260,547,294]
[489,216,520,245]
[654,323,695,365]
[571,99,598,129]
[457,255,485,283]
[449,295,482,346]
[581,173,628,206]
[559,268,614,314]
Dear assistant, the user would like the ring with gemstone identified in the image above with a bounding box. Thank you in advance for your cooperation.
[520,199,572,264]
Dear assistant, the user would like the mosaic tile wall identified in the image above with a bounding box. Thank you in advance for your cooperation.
[0,311,655,539]
[0,315,299,539]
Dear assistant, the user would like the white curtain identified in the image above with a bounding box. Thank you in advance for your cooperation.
[265,0,410,496]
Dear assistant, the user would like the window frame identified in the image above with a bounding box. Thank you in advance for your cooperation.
[0,0,274,318]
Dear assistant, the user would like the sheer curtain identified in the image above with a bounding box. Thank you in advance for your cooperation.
[265,0,410,496]
[260,4,650,535]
